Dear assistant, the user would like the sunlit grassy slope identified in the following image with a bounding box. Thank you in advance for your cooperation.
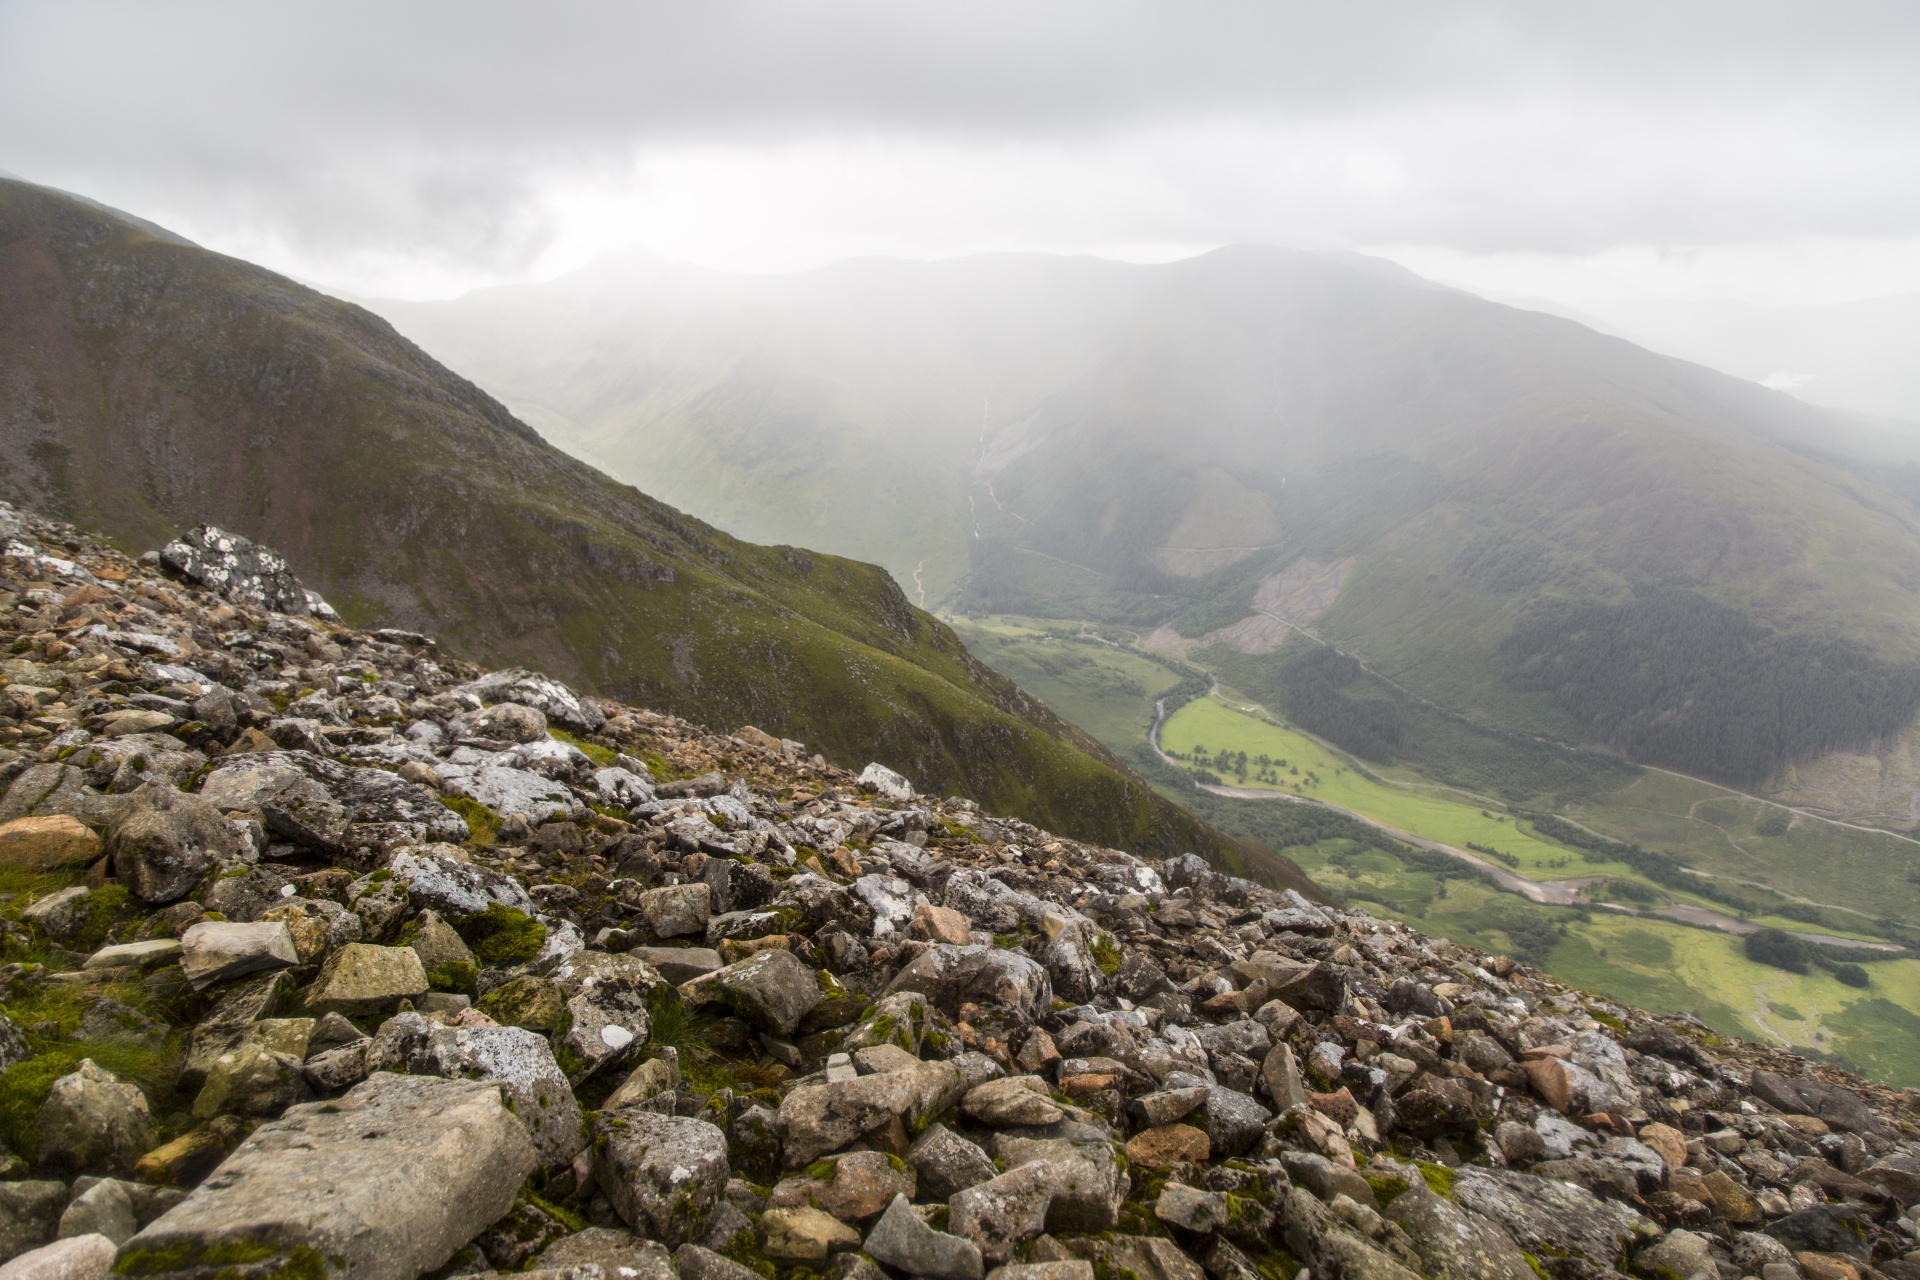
[1159,696,1641,879]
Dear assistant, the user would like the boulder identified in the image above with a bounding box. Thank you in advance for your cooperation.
[191,1040,311,1120]
[1637,1229,1717,1280]
[907,1124,998,1201]
[182,973,289,1090]
[302,943,429,1016]
[38,1061,155,1178]
[989,1137,1126,1233]
[630,947,722,986]
[638,884,711,938]
[407,910,474,973]
[886,944,1053,1026]
[858,764,914,801]
[684,949,822,1036]
[389,850,534,916]
[535,1230,673,1279]
[197,753,348,854]
[115,1064,534,1280]
[0,1234,117,1280]
[21,886,92,941]
[762,1206,860,1262]
[776,1060,964,1165]
[962,1077,1063,1128]
[460,668,607,735]
[772,1151,915,1224]
[1126,1123,1209,1167]
[549,950,664,1080]
[1451,1167,1649,1269]
[55,1181,135,1247]
[1378,1177,1535,1280]
[949,1164,1055,1263]
[105,785,239,904]
[0,816,101,871]
[366,1014,586,1166]
[1154,1184,1228,1233]
[178,921,299,990]
[864,1195,982,1280]
[592,1110,730,1248]
[0,1184,68,1265]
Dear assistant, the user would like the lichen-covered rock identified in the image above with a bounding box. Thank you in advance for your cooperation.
[908,1124,997,1201]
[683,948,822,1036]
[885,944,1052,1027]
[38,1061,155,1178]
[864,1195,981,1280]
[105,785,239,905]
[549,950,663,1080]
[114,1072,533,1280]
[369,1014,586,1166]
[303,943,429,1016]
[592,1110,730,1247]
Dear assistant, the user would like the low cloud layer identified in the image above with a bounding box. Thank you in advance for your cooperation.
[3,2,1917,301]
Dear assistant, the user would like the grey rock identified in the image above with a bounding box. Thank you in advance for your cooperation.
[198,753,348,854]
[962,1077,1063,1128]
[907,1124,998,1201]
[159,526,332,617]
[535,1229,674,1280]
[407,910,475,973]
[950,1163,1055,1263]
[115,1074,536,1280]
[989,1137,1126,1233]
[460,668,607,735]
[777,1059,964,1165]
[674,1244,767,1280]
[0,1184,67,1265]
[593,1110,730,1248]
[38,1061,155,1178]
[182,973,289,1089]
[1258,1043,1306,1113]
[638,884,711,939]
[302,943,429,1016]
[864,1194,982,1280]
[1378,1178,1535,1280]
[1281,1152,1377,1207]
[178,921,299,990]
[1636,1229,1716,1280]
[0,764,125,827]
[1154,1183,1229,1233]
[105,785,239,905]
[1133,1086,1210,1128]
[886,944,1053,1026]
[689,949,822,1037]
[1103,1236,1210,1280]
[389,850,534,916]
[55,1183,134,1247]
[1452,1167,1649,1268]
[1764,1203,1873,1260]
[629,947,722,985]
[1199,1087,1271,1158]
[22,887,92,941]
[550,950,664,1081]
[375,1014,587,1166]
[1751,1069,1896,1139]
[1193,1020,1271,1060]
[0,1234,117,1280]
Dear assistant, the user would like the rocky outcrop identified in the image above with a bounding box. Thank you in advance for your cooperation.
[0,505,1916,1280]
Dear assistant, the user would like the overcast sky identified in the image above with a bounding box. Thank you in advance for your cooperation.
[4,1,1918,304]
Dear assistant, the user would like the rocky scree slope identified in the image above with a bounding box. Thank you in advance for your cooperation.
[0,177,1238,863]
[0,507,1915,1280]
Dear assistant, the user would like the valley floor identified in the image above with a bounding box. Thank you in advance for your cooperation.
[954,614,1920,1088]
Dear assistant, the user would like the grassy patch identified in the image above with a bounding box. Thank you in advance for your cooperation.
[455,905,548,966]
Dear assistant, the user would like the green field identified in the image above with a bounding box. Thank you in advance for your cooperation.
[1159,696,1642,880]
[954,613,1920,1087]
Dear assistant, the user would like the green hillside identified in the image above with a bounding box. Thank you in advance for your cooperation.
[0,177,1261,863]
[377,245,1920,811]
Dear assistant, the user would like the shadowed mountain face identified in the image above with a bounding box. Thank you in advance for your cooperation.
[377,244,1920,802]
[0,177,1305,871]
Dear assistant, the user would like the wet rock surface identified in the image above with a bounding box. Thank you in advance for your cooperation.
[0,504,1916,1279]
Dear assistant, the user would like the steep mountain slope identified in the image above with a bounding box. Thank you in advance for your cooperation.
[376,246,1920,813]
[0,177,1269,867]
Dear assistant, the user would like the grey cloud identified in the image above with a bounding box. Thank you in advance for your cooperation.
[3,1,1916,287]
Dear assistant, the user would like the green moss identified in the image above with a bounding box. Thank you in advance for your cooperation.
[1360,1170,1413,1207]
[1089,930,1123,977]
[114,1238,290,1275]
[524,1189,587,1234]
[1416,1160,1456,1200]
[454,904,547,966]
[426,961,477,995]
[805,1159,838,1181]
[440,796,500,847]
[550,728,616,768]
[1521,1252,1550,1280]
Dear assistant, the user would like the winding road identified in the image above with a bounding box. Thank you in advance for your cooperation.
[1151,695,1907,953]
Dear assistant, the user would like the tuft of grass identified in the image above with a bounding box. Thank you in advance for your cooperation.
[549,728,616,768]
[440,797,500,847]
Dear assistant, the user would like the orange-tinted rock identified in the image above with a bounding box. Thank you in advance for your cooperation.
[1125,1123,1210,1167]
[0,815,101,871]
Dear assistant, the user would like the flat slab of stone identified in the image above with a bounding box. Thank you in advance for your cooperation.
[629,947,722,985]
[178,922,298,991]
[82,940,180,972]
[302,944,428,1016]
[114,1074,536,1280]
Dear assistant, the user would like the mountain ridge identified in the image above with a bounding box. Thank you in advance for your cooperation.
[0,176,1297,873]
